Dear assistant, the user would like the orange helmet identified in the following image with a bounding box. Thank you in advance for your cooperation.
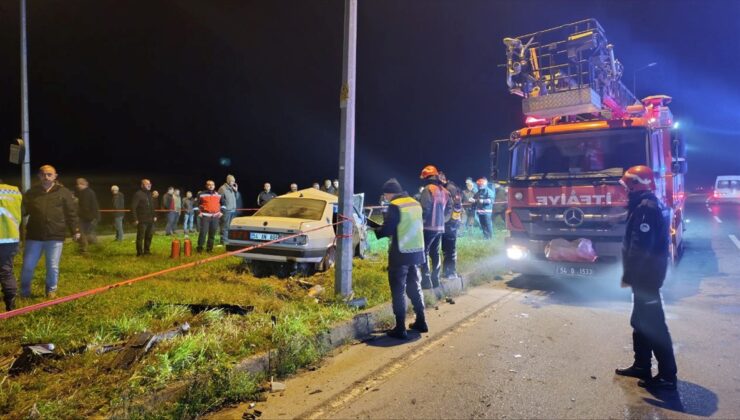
[476,178,488,186]
[420,165,439,179]
[620,165,655,192]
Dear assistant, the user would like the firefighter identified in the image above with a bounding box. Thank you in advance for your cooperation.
[438,172,463,279]
[374,178,427,339]
[615,165,677,390]
[474,178,495,239]
[418,165,452,296]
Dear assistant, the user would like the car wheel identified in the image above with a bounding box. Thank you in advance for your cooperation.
[250,261,270,278]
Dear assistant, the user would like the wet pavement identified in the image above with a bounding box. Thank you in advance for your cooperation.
[211,199,740,419]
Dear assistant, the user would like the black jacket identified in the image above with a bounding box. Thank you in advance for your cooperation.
[375,193,425,267]
[112,192,125,217]
[131,189,156,223]
[76,187,100,222]
[23,183,80,241]
[257,191,277,207]
[622,190,670,291]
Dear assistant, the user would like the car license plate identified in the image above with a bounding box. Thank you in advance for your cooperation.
[249,232,279,241]
[554,265,594,277]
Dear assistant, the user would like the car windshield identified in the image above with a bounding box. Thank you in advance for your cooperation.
[255,198,326,220]
[511,129,647,180]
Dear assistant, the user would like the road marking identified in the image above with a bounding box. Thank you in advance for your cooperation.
[714,216,723,223]
[730,235,740,251]
[304,290,519,419]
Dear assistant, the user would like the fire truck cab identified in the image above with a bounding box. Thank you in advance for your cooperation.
[491,19,687,278]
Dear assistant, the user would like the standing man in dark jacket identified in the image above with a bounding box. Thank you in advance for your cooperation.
[219,175,239,243]
[131,179,157,256]
[75,178,100,253]
[418,165,452,296]
[474,178,495,239]
[439,172,463,279]
[257,182,277,207]
[163,187,177,235]
[374,178,427,340]
[615,165,677,390]
[20,165,80,298]
[111,185,125,241]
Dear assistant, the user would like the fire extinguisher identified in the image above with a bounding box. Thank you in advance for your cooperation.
[170,238,181,258]
[183,237,192,257]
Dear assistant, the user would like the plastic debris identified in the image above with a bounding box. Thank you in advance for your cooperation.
[9,344,60,376]
[307,285,325,298]
[111,323,190,370]
[270,376,286,392]
[347,297,368,309]
[514,354,522,358]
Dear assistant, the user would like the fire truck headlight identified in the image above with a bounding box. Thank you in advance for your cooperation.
[514,192,524,201]
[506,245,528,260]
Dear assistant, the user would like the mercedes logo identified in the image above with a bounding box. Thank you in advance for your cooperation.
[563,207,585,227]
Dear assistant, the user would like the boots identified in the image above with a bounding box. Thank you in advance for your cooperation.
[4,295,16,311]
[387,316,408,340]
[409,313,428,333]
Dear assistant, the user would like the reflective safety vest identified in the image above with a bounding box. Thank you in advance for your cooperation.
[390,197,424,254]
[0,184,23,244]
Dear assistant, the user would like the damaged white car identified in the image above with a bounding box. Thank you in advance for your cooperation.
[226,188,368,277]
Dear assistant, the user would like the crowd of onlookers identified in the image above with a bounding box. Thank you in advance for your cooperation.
[0,164,346,308]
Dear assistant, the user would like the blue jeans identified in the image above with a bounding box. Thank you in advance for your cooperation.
[220,211,235,242]
[165,211,179,235]
[183,213,195,232]
[20,240,64,296]
[114,216,124,241]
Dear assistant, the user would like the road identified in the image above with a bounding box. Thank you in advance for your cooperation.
[213,199,740,419]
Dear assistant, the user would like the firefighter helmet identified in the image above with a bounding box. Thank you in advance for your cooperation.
[620,165,655,192]
[420,165,439,179]
[476,178,488,187]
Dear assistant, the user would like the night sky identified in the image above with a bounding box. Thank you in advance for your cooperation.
[1,0,739,202]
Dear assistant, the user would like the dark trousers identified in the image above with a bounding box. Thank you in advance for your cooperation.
[630,291,677,380]
[198,216,219,251]
[388,264,425,328]
[0,243,18,311]
[78,219,98,252]
[220,211,235,243]
[442,225,458,277]
[478,212,493,239]
[136,222,154,255]
[420,230,443,289]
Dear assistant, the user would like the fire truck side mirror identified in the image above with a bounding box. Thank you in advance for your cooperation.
[490,139,511,184]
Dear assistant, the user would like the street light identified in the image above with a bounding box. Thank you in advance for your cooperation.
[633,62,657,102]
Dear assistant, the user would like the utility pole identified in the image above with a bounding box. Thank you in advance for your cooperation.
[20,0,31,192]
[335,0,357,297]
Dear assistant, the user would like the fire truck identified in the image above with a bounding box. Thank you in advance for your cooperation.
[490,19,687,278]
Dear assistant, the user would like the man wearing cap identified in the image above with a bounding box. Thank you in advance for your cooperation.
[374,178,427,340]
[418,165,452,295]
[473,178,495,240]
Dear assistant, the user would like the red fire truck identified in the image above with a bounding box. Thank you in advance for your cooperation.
[490,19,687,278]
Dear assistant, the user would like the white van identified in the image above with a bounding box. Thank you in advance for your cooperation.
[710,176,740,204]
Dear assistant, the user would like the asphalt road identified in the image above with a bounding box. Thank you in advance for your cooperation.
[214,198,740,419]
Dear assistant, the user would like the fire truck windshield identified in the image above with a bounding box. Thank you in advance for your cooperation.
[511,129,647,180]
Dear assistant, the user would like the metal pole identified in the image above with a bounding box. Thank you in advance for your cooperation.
[20,0,31,193]
[335,0,357,297]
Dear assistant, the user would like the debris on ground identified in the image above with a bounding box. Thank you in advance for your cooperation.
[514,354,522,358]
[347,297,367,309]
[111,323,190,370]
[296,279,316,289]
[185,303,254,315]
[9,344,60,376]
[590,375,597,380]
[445,297,456,304]
[308,389,322,395]
[307,285,325,298]
[270,376,286,392]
